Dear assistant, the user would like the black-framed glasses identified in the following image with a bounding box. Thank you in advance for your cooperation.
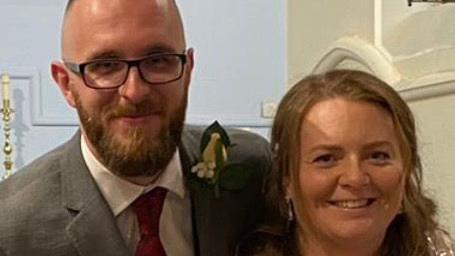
[64,52,187,89]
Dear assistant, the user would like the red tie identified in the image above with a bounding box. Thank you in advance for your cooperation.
[133,187,168,256]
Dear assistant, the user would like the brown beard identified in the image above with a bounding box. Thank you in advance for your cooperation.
[74,93,187,177]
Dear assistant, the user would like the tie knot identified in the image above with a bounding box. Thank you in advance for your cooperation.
[133,187,168,237]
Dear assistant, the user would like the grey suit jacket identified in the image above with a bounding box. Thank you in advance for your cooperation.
[0,125,271,256]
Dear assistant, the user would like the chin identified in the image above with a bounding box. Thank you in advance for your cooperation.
[331,224,386,243]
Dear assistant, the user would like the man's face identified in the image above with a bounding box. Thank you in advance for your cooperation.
[55,0,193,177]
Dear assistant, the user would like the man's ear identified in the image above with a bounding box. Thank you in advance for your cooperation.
[183,48,195,90]
[51,61,76,108]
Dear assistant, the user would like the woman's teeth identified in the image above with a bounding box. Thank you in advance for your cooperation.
[331,199,372,209]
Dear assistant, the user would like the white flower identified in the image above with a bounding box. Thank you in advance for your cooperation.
[192,161,216,180]
[206,170,215,179]
[191,129,230,184]
[197,170,206,178]
[191,162,206,173]
[207,162,216,170]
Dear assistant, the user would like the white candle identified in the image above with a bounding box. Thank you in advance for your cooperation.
[2,73,10,101]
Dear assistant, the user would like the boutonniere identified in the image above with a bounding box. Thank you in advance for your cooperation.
[190,121,252,198]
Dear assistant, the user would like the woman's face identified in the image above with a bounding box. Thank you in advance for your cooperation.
[291,98,405,247]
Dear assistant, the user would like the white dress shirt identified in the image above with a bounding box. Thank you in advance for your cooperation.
[81,136,194,256]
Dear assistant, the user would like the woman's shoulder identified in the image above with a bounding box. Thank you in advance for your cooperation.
[427,229,455,256]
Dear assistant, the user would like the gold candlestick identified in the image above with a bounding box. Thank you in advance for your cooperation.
[1,73,14,179]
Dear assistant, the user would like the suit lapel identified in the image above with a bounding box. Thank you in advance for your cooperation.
[179,129,202,256]
[180,127,262,256]
[180,127,239,256]
[60,133,130,256]
[186,181,241,256]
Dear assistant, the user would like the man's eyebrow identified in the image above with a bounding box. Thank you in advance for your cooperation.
[84,45,183,62]
[86,51,121,61]
[144,44,182,55]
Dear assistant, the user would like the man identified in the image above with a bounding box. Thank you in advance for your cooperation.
[0,0,271,255]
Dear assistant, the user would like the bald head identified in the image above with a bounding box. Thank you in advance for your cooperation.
[64,0,180,16]
[61,0,186,60]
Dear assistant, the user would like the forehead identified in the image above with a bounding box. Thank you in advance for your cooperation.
[63,0,185,60]
[300,99,397,145]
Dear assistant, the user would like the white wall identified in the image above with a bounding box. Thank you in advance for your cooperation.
[288,0,455,234]
[0,1,286,173]
[408,93,455,233]
[288,0,374,87]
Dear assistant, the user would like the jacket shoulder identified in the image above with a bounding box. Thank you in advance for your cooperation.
[0,140,72,201]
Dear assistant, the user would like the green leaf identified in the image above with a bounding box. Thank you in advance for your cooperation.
[200,121,231,154]
[219,164,252,190]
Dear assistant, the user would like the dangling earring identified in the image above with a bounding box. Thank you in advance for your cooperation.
[286,197,295,231]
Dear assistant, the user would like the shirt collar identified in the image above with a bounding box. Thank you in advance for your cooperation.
[81,135,186,216]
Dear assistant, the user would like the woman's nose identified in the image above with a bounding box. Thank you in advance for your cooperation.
[338,158,370,189]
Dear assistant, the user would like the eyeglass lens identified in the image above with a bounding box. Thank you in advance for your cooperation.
[83,54,183,88]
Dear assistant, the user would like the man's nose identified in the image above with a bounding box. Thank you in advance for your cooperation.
[119,67,152,103]
[338,157,370,188]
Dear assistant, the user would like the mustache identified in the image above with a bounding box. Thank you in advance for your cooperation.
[105,100,162,119]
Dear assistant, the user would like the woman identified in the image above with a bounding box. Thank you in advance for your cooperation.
[237,70,454,255]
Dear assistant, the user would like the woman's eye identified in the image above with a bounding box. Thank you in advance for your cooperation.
[369,151,391,164]
[313,154,336,167]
